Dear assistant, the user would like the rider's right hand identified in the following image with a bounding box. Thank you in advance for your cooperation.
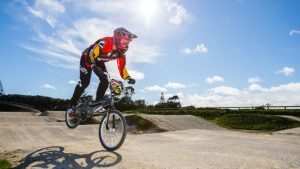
[126,77,135,84]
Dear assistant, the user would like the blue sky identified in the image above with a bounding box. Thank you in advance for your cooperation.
[1,0,300,107]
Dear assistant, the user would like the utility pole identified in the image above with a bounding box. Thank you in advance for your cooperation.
[159,92,165,103]
[0,80,4,96]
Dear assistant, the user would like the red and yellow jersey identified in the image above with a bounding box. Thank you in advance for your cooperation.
[82,37,129,80]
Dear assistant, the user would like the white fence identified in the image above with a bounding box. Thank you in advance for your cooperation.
[209,106,300,110]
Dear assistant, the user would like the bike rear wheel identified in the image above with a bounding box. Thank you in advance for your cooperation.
[65,105,82,129]
[99,110,126,151]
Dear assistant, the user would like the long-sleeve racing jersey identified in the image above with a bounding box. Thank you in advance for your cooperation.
[82,37,130,80]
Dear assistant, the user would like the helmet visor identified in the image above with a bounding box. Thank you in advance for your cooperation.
[118,31,137,40]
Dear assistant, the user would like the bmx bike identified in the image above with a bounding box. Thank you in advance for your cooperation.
[65,72,134,151]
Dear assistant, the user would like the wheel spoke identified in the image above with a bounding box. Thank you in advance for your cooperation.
[99,111,125,150]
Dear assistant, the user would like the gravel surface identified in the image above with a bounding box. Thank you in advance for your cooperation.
[0,111,299,169]
[140,114,226,131]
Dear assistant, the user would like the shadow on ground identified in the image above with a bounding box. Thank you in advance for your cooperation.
[14,146,122,169]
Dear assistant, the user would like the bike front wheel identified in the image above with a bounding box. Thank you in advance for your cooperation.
[99,110,126,151]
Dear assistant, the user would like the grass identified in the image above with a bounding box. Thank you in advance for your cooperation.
[125,115,153,130]
[214,114,300,131]
[124,109,300,131]
[0,159,12,169]
[139,108,300,118]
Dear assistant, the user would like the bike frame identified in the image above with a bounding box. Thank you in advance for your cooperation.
[77,72,126,128]
[66,71,131,150]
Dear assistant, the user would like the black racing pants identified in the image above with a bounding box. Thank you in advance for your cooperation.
[70,57,109,106]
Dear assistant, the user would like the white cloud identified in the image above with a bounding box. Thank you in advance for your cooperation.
[35,32,82,56]
[21,45,79,70]
[209,86,240,96]
[289,29,300,36]
[145,85,167,92]
[20,16,163,70]
[248,82,300,93]
[68,80,78,85]
[139,89,146,93]
[181,43,208,55]
[165,82,186,89]
[269,82,300,92]
[188,83,200,87]
[248,83,267,92]
[84,81,98,99]
[68,18,161,64]
[127,43,162,64]
[179,82,300,107]
[73,0,189,37]
[276,66,295,76]
[27,0,65,27]
[41,84,56,90]
[17,0,190,73]
[20,17,161,70]
[103,61,146,81]
[128,70,145,80]
[194,44,208,53]
[164,1,187,25]
[248,76,261,84]
[164,93,174,99]
[104,60,124,80]
[37,0,65,13]
[206,75,224,84]
[78,0,189,27]
[68,18,116,45]
[181,48,193,55]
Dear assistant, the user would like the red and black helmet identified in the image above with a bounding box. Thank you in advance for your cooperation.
[113,27,137,52]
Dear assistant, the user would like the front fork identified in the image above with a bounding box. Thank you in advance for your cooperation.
[105,110,116,131]
[105,97,116,130]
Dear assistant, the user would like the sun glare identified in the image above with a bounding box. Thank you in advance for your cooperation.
[137,0,160,26]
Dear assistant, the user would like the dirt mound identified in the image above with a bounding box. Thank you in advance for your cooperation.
[140,114,226,131]
[273,127,300,136]
[0,111,226,151]
[1,111,300,168]
[0,102,40,112]
[0,110,225,132]
[125,115,167,134]
[1,129,300,169]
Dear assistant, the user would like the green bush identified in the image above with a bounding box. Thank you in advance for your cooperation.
[226,109,300,117]
[131,108,300,121]
[125,115,153,130]
[0,159,12,169]
[139,108,227,120]
[214,114,300,131]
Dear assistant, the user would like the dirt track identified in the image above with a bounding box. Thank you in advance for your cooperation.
[0,111,300,169]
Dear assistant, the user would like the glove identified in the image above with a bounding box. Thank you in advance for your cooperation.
[126,77,135,84]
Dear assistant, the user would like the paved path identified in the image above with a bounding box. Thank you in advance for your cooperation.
[279,115,300,122]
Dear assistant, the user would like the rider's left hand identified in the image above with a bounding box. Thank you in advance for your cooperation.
[126,77,135,84]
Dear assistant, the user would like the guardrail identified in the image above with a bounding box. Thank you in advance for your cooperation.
[210,106,300,110]
[143,106,300,110]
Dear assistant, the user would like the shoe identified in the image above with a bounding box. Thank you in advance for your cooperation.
[67,105,76,120]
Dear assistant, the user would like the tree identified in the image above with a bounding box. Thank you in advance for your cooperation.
[134,99,146,109]
[265,103,271,110]
[167,95,179,103]
[0,80,4,96]
[115,95,135,111]
[155,94,181,108]
[167,95,181,108]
